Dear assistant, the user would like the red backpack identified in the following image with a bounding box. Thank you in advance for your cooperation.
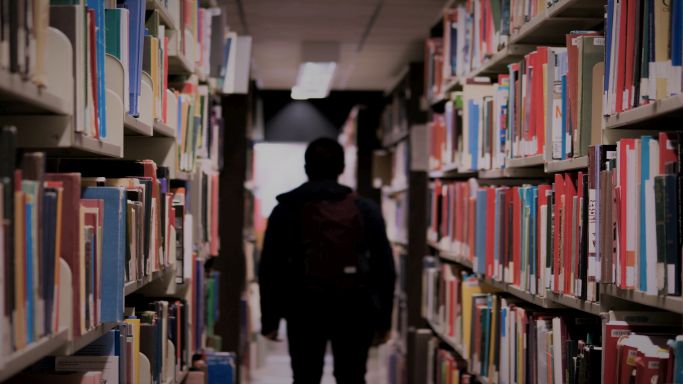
[299,193,367,289]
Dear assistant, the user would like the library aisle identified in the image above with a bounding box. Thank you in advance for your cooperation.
[5,0,683,383]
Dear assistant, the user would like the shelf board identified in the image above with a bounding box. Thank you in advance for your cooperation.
[382,183,408,197]
[546,291,601,316]
[482,278,564,309]
[604,94,683,129]
[169,52,194,75]
[478,167,548,179]
[509,0,605,45]
[602,284,683,314]
[505,154,544,168]
[147,0,177,30]
[59,323,117,355]
[464,44,536,78]
[153,119,176,137]
[124,114,153,136]
[0,328,69,382]
[175,170,191,181]
[438,251,473,269]
[382,129,409,147]
[426,319,466,360]
[545,156,588,173]
[124,266,175,296]
[0,70,71,115]
[429,164,476,179]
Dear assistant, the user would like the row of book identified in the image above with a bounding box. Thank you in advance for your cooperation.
[0,1,51,86]
[428,31,605,171]
[423,264,605,384]
[3,296,233,384]
[429,134,683,300]
[424,261,683,383]
[0,125,220,359]
[604,0,683,114]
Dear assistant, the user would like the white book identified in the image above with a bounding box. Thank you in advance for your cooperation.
[536,319,549,384]
[552,317,563,384]
[626,146,637,288]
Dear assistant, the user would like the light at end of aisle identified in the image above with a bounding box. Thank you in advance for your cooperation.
[290,62,336,100]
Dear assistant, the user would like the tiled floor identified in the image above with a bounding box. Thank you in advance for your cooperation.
[249,336,388,384]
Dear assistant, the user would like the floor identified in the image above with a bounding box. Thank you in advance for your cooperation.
[249,334,388,384]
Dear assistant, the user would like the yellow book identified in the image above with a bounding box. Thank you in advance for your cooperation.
[461,277,495,356]
[126,317,141,384]
[654,0,671,100]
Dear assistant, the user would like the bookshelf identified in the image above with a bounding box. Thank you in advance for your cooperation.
[0,69,71,115]
[397,0,683,382]
[0,329,70,383]
[0,1,248,383]
[124,114,154,136]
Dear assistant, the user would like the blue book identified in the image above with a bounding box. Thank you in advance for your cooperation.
[672,0,683,68]
[82,187,126,323]
[42,189,58,335]
[206,352,236,384]
[120,0,145,116]
[25,193,34,344]
[475,189,488,274]
[469,101,480,170]
[494,189,502,277]
[604,0,614,97]
[561,75,568,159]
[639,136,652,292]
[530,187,538,292]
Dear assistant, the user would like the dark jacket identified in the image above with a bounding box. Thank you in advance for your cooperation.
[259,180,396,335]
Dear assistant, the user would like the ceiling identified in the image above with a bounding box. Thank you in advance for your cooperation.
[222,0,448,91]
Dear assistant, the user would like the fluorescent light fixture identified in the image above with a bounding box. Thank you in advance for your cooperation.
[290,62,336,100]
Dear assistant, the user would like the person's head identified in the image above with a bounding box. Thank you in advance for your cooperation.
[304,137,345,181]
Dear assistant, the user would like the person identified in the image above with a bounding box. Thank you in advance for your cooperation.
[259,137,396,384]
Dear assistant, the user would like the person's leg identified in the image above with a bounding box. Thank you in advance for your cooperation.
[287,318,328,384]
[329,295,375,384]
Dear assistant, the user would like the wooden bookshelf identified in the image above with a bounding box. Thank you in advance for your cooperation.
[153,119,177,137]
[509,0,604,45]
[70,134,123,158]
[0,69,71,115]
[546,291,601,316]
[146,0,177,30]
[169,52,194,75]
[604,93,683,129]
[383,129,410,148]
[124,114,154,136]
[124,266,177,296]
[545,156,589,173]
[602,284,683,314]
[505,154,545,168]
[482,278,565,309]
[478,167,548,179]
[59,323,118,355]
[0,328,69,383]
[463,44,536,79]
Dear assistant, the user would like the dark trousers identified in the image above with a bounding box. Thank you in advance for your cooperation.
[286,289,376,384]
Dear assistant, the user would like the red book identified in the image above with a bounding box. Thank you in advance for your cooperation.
[45,173,82,337]
[615,0,628,112]
[504,187,514,282]
[553,174,565,293]
[618,139,637,288]
[575,171,584,295]
[512,187,521,286]
[468,196,476,262]
[563,174,577,294]
[635,350,665,384]
[455,183,463,250]
[623,0,637,109]
[658,132,678,173]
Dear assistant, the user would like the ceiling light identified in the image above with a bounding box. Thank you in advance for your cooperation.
[290,62,336,100]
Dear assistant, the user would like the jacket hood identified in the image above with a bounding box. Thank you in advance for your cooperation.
[276,181,352,204]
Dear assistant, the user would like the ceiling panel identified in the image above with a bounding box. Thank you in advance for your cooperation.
[224,0,447,90]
